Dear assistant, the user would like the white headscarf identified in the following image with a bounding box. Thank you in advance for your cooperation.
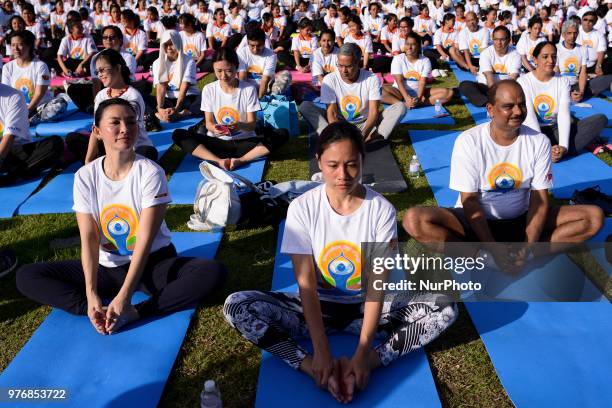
[157,30,187,91]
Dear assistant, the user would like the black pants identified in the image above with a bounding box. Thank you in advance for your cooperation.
[63,58,91,76]
[541,114,608,155]
[172,126,289,158]
[0,137,64,186]
[65,132,159,163]
[16,244,227,318]
[371,56,392,73]
[571,75,612,99]
[457,56,480,71]
[278,52,310,70]
[459,80,489,107]
[140,51,159,71]
[67,83,95,112]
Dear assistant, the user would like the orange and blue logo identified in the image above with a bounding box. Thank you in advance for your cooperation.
[100,204,139,255]
[469,38,482,56]
[247,65,263,80]
[317,240,361,294]
[534,94,555,123]
[0,121,4,138]
[70,47,85,60]
[487,162,523,191]
[184,43,198,59]
[561,56,580,76]
[299,46,312,58]
[216,106,240,127]
[403,70,421,81]
[340,95,362,122]
[15,78,34,103]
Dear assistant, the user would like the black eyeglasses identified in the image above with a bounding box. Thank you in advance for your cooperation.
[583,19,596,23]
[102,35,117,40]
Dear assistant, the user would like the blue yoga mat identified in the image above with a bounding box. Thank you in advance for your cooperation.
[168,155,266,205]
[550,152,612,199]
[256,222,442,407]
[0,174,47,218]
[601,127,612,141]
[36,112,94,137]
[395,104,454,125]
[465,301,612,408]
[571,98,612,126]
[18,132,176,215]
[0,231,222,408]
[448,64,489,125]
[409,130,460,207]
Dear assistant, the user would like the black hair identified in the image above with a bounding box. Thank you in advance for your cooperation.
[492,25,510,39]
[386,13,398,24]
[246,26,266,43]
[419,4,428,12]
[532,40,555,59]
[102,25,124,45]
[399,16,414,28]
[8,30,35,59]
[229,1,239,9]
[8,15,25,32]
[147,6,159,19]
[347,14,363,30]
[95,48,131,85]
[455,3,465,11]
[67,19,82,33]
[298,17,313,30]
[499,10,512,21]
[121,9,140,26]
[320,28,336,42]
[109,3,121,13]
[161,16,177,29]
[21,3,34,14]
[316,122,365,159]
[442,13,455,24]
[487,79,524,105]
[528,16,543,28]
[262,12,273,22]
[214,8,225,16]
[405,32,421,53]
[339,6,351,16]
[79,7,89,19]
[582,11,597,19]
[213,46,240,69]
[179,13,196,28]
[94,98,136,127]
[67,10,82,22]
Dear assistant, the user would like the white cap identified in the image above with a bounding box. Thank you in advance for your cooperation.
[204,380,216,392]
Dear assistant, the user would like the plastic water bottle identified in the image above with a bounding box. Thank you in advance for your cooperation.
[50,68,57,79]
[200,380,222,408]
[434,99,442,116]
[409,155,420,179]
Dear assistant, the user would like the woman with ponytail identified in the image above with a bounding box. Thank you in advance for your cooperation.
[66,49,157,164]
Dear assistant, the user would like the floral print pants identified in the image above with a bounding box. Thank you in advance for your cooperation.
[223,291,458,369]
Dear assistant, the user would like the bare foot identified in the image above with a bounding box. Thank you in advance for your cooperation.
[327,359,342,403]
[217,158,231,170]
[108,305,140,334]
[339,357,356,403]
[229,158,244,170]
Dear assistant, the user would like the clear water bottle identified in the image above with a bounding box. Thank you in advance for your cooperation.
[409,155,420,179]
[200,380,222,408]
[434,99,442,116]
[50,68,57,79]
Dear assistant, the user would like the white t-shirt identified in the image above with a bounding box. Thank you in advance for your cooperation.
[516,31,545,65]
[391,34,408,55]
[281,184,397,300]
[57,35,97,60]
[93,87,153,148]
[380,25,398,45]
[206,22,231,42]
[123,28,148,57]
[576,28,607,67]
[291,34,319,59]
[320,69,382,124]
[449,123,552,220]
[362,14,384,37]
[390,54,431,95]
[556,42,587,85]
[194,10,212,25]
[180,31,207,60]
[334,20,350,39]
[477,46,521,84]
[458,27,491,57]
[311,47,339,78]
[413,16,436,34]
[92,11,107,31]
[518,73,572,149]
[25,22,45,39]
[433,28,458,49]
[50,11,67,30]
[72,155,172,268]
[1,59,52,106]
[343,33,373,54]
[225,14,245,35]
[237,46,277,84]
[200,80,261,140]
[152,58,199,98]
[0,84,30,146]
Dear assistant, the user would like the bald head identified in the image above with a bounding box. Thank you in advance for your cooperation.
[488,80,524,105]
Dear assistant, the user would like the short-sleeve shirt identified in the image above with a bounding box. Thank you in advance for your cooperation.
[311,47,339,77]
[237,46,277,83]
[458,27,491,57]
[290,34,319,59]
[516,31,545,65]
[576,28,607,67]
[449,123,552,220]
[123,28,148,57]
[477,46,522,84]
[1,59,52,106]
[320,69,382,124]
[433,28,458,49]
[390,54,431,94]
[200,80,261,140]
[343,33,373,54]
[281,184,397,301]
[180,31,208,60]
[556,42,587,85]
[206,22,231,42]
[151,58,200,98]
[72,155,172,268]
[57,35,97,60]
[0,84,30,146]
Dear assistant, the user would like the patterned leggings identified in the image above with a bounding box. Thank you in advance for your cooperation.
[223,291,458,369]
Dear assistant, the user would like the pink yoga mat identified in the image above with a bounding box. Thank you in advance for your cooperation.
[134,72,207,83]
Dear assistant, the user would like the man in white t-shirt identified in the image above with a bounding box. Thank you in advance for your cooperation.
[299,43,405,142]
[458,25,521,106]
[403,80,603,271]
[0,84,63,186]
[578,11,610,75]
[457,11,491,75]
[238,27,277,98]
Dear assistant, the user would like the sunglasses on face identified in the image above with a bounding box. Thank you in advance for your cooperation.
[102,35,117,40]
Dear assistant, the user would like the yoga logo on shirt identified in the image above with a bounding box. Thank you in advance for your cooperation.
[247,65,263,80]
[213,31,224,41]
[403,70,421,81]
[0,121,4,138]
[340,95,362,122]
[487,162,523,191]
[70,47,85,60]
[533,94,555,123]
[299,46,312,58]
[580,39,593,49]
[318,240,361,294]
[125,42,137,56]
[184,43,198,59]
[469,38,482,56]
[443,38,454,48]
[216,106,240,127]
[100,204,139,256]
[15,78,34,103]
[492,63,508,74]
[370,24,380,36]
[561,56,580,76]
[323,64,335,73]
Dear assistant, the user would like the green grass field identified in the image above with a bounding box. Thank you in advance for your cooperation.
[0,71,610,407]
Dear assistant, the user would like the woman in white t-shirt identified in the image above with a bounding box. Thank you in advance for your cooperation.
[311,29,339,86]
[56,19,97,77]
[66,49,157,164]
[179,13,208,70]
[516,16,546,72]
[287,17,318,72]
[519,42,607,161]
[2,31,52,117]
[343,14,373,69]
[206,8,231,50]
[383,32,453,108]
[152,30,201,122]
[172,47,288,170]
[224,121,457,402]
[17,98,227,335]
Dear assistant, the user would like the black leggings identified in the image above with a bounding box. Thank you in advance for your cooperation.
[65,132,159,163]
[0,137,64,186]
[570,75,612,99]
[541,114,608,155]
[172,126,289,158]
[458,80,489,107]
[224,291,457,369]
[17,244,227,318]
